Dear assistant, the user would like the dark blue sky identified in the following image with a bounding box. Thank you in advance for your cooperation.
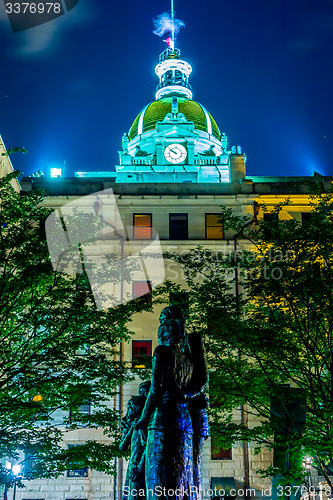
[0,0,332,178]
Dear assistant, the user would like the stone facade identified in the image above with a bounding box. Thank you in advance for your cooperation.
[15,175,332,500]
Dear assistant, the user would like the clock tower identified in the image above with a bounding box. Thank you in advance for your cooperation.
[116,47,246,184]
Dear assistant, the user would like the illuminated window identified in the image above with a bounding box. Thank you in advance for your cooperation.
[132,340,152,368]
[169,213,188,239]
[133,214,152,239]
[132,281,152,305]
[205,214,224,239]
[211,432,232,460]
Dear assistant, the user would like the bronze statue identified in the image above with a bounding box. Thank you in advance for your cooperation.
[135,306,194,500]
[121,306,209,500]
[120,381,151,500]
[182,331,209,499]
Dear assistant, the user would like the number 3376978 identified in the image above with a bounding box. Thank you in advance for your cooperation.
[5,3,61,14]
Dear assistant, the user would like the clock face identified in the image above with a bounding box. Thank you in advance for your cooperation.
[164,143,187,164]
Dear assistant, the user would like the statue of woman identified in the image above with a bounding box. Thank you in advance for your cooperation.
[120,381,151,500]
[182,331,209,500]
[135,306,193,500]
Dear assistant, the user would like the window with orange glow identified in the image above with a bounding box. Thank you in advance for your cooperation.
[205,214,224,239]
[133,214,152,239]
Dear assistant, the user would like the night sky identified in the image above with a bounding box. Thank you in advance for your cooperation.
[0,0,332,178]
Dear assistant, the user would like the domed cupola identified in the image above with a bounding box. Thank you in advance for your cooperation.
[115,12,246,184]
[155,48,192,100]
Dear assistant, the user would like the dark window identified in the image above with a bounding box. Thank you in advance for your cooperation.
[169,213,188,240]
[76,264,93,304]
[263,212,278,238]
[211,432,232,460]
[67,445,89,478]
[132,281,152,306]
[205,214,224,239]
[165,70,172,83]
[132,340,152,368]
[133,214,152,239]
[67,468,88,478]
[301,212,314,225]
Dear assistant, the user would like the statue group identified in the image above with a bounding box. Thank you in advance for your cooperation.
[120,306,209,500]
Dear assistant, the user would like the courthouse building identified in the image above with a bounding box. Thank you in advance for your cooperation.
[7,45,332,500]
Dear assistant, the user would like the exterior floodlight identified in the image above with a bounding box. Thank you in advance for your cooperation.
[50,168,62,178]
[12,465,21,475]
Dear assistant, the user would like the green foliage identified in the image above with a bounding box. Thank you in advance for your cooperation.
[1,147,28,157]
[156,190,333,486]
[0,171,146,485]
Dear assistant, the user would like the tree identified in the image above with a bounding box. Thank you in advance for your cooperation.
[156,189,333,487]
[0,170,149,487]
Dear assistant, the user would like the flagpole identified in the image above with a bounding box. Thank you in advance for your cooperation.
[171,0,175,48]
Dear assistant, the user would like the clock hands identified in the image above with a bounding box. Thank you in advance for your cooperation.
[164,143,187,164]
[169,147,180,157]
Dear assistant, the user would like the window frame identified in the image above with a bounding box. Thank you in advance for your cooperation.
[263,212,279,238]
[169,213,188,240]
[301,212,313,225]
[133,213,152,240]
[205,213,224,240]
[132,340,152,368]
[132,280,152,306]
[211,434,232,461]
[67,445,89,478]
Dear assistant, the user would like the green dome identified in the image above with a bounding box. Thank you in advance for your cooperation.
[128,97,221,141]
